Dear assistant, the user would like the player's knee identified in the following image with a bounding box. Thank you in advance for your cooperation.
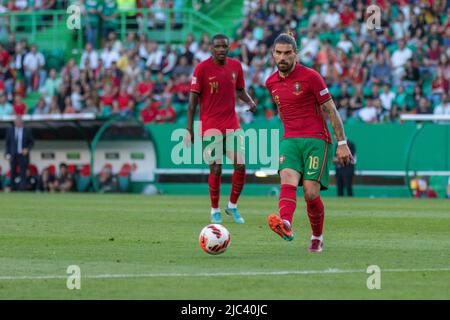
[304,188,319,202]
[210,164,222,176]
[280,170,297,184]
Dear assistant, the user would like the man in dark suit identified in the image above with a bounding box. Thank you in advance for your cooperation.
[334,140,356,197]
[4,116,34,191]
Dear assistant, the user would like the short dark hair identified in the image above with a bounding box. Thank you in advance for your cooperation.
[212,34,229,44]
[274,33,298,51]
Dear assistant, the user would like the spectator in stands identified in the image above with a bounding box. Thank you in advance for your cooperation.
[431,70,449,106]
[101,0,118,39]
[101,41,120,69]
[379,84,395,115]
[13,95,26,115]
[85,0,102,47]
[402,59,420,89]
[358,98,379,123]
[23,45,46,93]
[194,42,210,62]
[100,84,115,116]
[41,68,61,104]
[172,56,193,78]
[4,116,34,191]
[140,97,161,123]
[63,96,75,114]
[324,5,340,31]
[369,54,391,86]
[162,45,177,75]
[391,40,413,85]
[84,97,99,114]
[33,97,49,115]
[135,69,154,104]
[416,97,433,115]
[146,41,164,73]
[80,43,99,71]
[70,84,84,113]
[48,96,60,114]
[50,163,74,192]
[433,93,450,124]
[308,4,325,29]
[171,74,190,104]
[0,91,13,116]
[115,85,134,116]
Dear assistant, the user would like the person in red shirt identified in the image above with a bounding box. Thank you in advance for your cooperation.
[265,33,353,253]
[140,98,162,123]
[171,74,191,104]
[135,69,155,104]
[116,86,135,116]
[185,34,256,224]
[340,4,355,28]
[13,95,27,115]
[100,84,115,116]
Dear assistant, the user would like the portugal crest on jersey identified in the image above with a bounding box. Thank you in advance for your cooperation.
[293,82,301,95]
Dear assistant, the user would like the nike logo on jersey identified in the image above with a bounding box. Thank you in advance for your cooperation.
[306,171,318,175]
[272,89,278,94]
[209,76,216,80]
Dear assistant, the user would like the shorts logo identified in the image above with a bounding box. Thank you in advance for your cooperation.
[279,155,285,164]
[293,82,302,96]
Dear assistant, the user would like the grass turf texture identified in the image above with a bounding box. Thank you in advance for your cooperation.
[0,193,449,299]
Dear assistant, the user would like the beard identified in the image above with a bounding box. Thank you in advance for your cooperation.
[277,61,294,73]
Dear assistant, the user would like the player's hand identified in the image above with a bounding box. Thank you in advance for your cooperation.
[336,144,353,166]
[22,148,29,156]
[246,101,257,113]
[184,128,194,147]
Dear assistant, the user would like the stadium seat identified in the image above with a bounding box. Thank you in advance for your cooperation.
[117,164,133,193]
[47,164,56,176]
[76,164,91,192]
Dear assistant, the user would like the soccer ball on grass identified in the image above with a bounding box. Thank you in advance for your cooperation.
[199,224,231,255]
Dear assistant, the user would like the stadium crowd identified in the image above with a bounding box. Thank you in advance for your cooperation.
[0,0,449,126]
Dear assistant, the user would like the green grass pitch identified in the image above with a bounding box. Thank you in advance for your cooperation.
[0,193,449,299]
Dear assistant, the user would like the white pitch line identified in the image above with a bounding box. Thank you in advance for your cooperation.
[0,267,449,281]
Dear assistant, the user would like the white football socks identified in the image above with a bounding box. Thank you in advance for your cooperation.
[211,208,220,215]
[311,235,323,241]
[227,202,237,209]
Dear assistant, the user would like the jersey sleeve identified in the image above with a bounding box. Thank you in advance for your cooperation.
[190,65,202,94]
[235,63,245,90]
[310,71,332,105]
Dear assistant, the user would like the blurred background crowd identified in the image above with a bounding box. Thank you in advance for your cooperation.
[0,0,449,126]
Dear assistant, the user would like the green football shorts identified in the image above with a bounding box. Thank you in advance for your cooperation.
[278,137,332,190]
[202,129,245,164]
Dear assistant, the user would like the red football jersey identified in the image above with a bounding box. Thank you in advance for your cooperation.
[265,63,333,144]
[190,57,245,136]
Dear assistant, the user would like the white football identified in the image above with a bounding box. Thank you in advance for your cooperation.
[199,224,231,255]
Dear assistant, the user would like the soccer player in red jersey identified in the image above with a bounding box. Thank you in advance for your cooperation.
[185,34,256,224]
[265,33,353,252]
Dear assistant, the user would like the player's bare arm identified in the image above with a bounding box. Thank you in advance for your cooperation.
[237,89,257,113]
[321,98,353,166]
[185,91,199,145]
